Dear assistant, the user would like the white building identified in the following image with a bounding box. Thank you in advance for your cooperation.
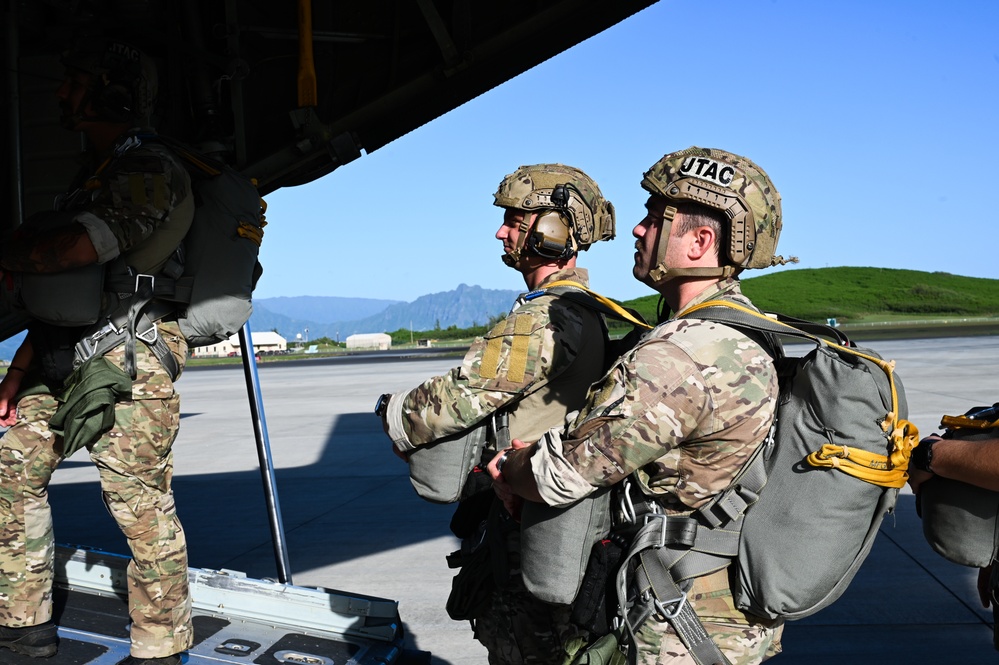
[345,332,392,351]
[192,331,288,358]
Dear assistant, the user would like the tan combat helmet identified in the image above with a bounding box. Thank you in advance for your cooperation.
[493,163,615,269]
[61,38,158,124]
[639,147,796,283]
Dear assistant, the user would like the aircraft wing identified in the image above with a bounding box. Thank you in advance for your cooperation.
[2,0,657,215]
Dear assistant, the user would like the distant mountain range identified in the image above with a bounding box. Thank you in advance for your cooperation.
[251,283,521,341]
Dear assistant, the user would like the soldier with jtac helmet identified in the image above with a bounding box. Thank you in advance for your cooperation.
[489,147,796,665]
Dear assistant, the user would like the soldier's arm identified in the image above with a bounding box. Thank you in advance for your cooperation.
[386,301,580,450]
[492,341,699,507]
[75,149,190,265]
[0,223,98,273]
[920,435,999,492]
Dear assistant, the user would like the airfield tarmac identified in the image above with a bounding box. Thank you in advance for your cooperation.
[44,334,999,664]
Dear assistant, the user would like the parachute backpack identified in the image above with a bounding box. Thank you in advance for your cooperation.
[70,135,265,380]
[160,138,265,347]
[613,301,917,665]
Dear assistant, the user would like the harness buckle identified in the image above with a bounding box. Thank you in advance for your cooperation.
[134,273,155,295]
[643,512,669,548]
[653,593,689,621]
[136,323,159,344]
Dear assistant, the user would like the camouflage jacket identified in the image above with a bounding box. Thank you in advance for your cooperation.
[57,130,195,275]
[531,277,778,512]
[386,267,608,452]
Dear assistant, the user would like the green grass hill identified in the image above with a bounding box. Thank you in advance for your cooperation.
[620,267,999,326]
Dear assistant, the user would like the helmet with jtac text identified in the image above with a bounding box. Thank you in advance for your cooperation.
[493,163,615,269]
[61,38,158,124]
[639,147,796,283]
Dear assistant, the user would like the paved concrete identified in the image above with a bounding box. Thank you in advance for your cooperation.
[43,335,999,664]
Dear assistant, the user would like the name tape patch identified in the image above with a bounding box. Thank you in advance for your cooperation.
[679,156,736,188]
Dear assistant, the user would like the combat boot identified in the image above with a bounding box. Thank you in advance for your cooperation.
[0,620,58,657]
[116,655,182,665]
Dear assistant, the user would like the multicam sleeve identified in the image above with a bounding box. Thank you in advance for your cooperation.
[533,321,778,509]
[545,338,707,491]
[396,299,584,448]
[78,150,189,258]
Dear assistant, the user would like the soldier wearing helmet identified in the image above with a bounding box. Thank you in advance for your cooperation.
[493,163,615,271]
[0,39,193,665]
[378,164,619,664]
[490,148,794,665]
[59,38,159,130]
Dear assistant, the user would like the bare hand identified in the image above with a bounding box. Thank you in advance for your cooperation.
[0,374,21,427]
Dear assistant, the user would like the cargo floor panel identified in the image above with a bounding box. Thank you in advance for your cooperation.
[48,545,405,665]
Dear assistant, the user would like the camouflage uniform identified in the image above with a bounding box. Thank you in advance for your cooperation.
[0,132,195,659]
[392,267,605,450]
[531,277,782,665]
[386,266,607,665]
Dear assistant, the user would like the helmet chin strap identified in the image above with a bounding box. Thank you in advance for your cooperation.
[646,204,735,285]
[500,212,543,270]
[60,87,110,129]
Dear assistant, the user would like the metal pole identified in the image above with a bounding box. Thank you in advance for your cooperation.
[239,321,293,584]
[6,0,24,227]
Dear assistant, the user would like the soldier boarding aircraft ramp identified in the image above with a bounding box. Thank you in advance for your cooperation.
[0,1,657,663]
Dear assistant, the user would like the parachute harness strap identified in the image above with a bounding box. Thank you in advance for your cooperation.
[681,299,919,489]
[540,279,652,330]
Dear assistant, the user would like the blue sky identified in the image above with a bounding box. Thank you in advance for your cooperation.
[256,0,999,304]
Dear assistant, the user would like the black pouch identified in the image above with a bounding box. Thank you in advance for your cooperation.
[445,518,495,621]
[571,536,625,634]
[445,497,519,621]
[450,467,495,539]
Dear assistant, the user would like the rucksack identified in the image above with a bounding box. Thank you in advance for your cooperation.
[151,137,265,348]
[612,300,917,665]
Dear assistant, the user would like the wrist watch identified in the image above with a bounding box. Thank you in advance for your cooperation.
[374,393,391,418]
[495,450,510,474]
[911,438,937,473]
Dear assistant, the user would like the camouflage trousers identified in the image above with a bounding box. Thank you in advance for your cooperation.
[473,572,589,665]
[634,569,783,665]
[0,326,192,659]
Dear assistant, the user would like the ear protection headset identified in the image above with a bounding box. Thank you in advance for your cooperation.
[95,75,136,123]
[525,183,577,260]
